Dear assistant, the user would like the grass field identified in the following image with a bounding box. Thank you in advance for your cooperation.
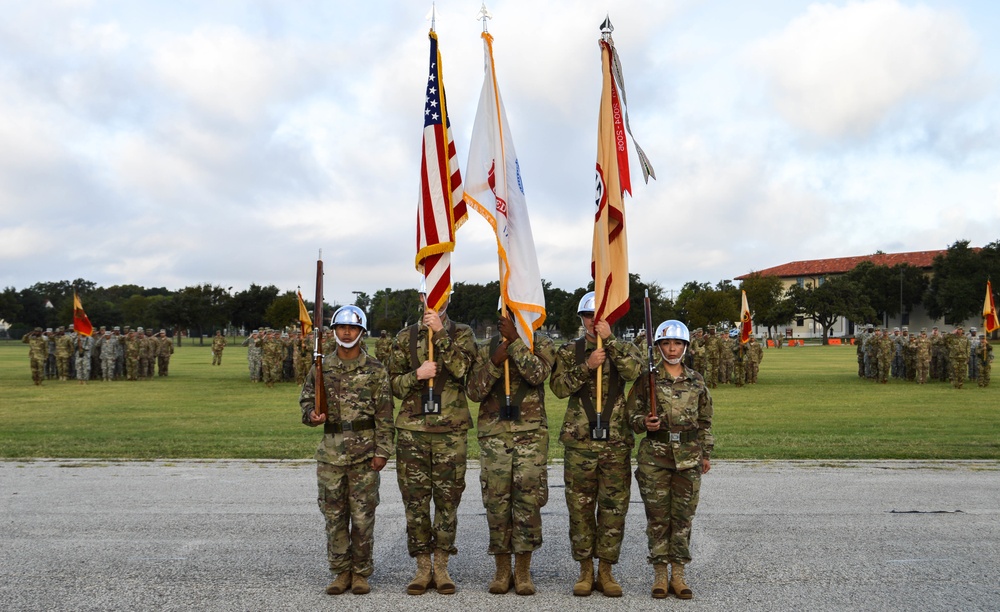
[1,339,997,460]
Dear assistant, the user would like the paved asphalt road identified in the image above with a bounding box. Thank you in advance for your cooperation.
[2,459,998,611]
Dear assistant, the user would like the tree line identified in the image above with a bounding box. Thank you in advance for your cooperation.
[2,240,997,344]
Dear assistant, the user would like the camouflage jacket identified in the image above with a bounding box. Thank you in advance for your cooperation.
[141,336,157,359]
[55,335,74,358]
[212,335,226,352]
[21,333,48,360]
[550,334,642,450]
[159,337,174,356]
[949,335,971,362]
[299,352,394,466]
[389,315,476,433]
[628,362,714,470]
[467,333,556,438]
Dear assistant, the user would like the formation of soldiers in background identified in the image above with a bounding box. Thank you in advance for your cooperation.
[241,328,321,388]
[855,324,993,388]
[20,325,174,385]
[633,325,764,389]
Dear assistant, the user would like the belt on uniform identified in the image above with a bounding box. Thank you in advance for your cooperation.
[324,417,376,434]
[647,429,699,444]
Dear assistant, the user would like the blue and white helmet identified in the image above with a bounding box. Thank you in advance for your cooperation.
[331,305,367,330]
[577,291,596,314]
[729,328,739,338]
[654,320,690,344]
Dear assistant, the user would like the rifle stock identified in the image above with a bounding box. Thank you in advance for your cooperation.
[643,290,657,418]
[313,257,328,417]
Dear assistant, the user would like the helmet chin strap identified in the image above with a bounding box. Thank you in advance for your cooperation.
[335,334,363,349]
[660,345,687,365]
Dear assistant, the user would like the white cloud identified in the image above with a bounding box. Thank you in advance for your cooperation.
[749,0,978,140]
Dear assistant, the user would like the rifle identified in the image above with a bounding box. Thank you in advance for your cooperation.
[313,253,328,417]
[643,289,657,419]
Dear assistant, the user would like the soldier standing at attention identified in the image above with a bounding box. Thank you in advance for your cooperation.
[949,326,971,389]
[388,289,476,596]
[748,335,763,384]
[211,330,226,366]
[375,330,392,365]
[157,330,174,376]
[702,326,720,388]
[467,305,556,596]
[75,331,93,385]
[242,330,262,382]
[914,329,931,384]
[55,327,73,381]
[550,291,642,598]
[300,306,394,596]
[100,331,117,381]
[977,334,992,387]
[22,328,48,385]
[628,320,713,600]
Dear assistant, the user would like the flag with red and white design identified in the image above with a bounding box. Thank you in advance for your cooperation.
[415,30,467,312]
[740,290,753,344]
[984,280,999,334]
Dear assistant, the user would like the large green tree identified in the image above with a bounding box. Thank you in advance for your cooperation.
[924,240,1000,324]
[788,276,875,344]
[846,261,927,324]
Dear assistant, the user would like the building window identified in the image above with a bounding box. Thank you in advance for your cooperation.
[902,312,910,325]
[796,316,804,327]
[796,277,804,287]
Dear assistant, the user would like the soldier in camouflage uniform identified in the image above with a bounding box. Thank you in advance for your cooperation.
[977,334,992,387]
[157,330,174,376]
[211,330,226,366]
[262,331,286,387]
[550,292,641,598]
[914,329,931,384]
[968,327,980,381]
[74,332,93,384]
[44,329,57,379]
[100,331,117,381]
[242,330,263,382]
[142,330,157,379]
[55,328,74,381]
[375,330,392,365]
[748,336,763,384]
[875,329,892,383]
[125,331,141,381]
[389,292,476,596]
[22,328,48,385]
[467,307,556,596]
[628,320,713,600]
[300,306,394,596]
[292,330,311,385]
[689,328,705,376]
[948,326,970,389]
[854,326,867,377]
[702,326,720,388]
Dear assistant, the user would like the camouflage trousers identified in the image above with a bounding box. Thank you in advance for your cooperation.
[951,360,968,389]
[563,445,631,563]
[138,357,149,379]
[145,357,155,379]
[396,429,467,556]
[916,356,930,384]
[703,359,718,388]
[635,462,701,565]
[75,355,90,381]
[56,356,70,380]
[248,354,261,382]
[876,356,890,383]
[126,357,139,381]
[101,357,116,381]
[157,355,170,376]
[262,359,282,386]
[979,361,991,388]
[212,350,223,366]
[733,360,746,387]
[317,460,380,577]
[28,357,44,385]
[479,430,549,555]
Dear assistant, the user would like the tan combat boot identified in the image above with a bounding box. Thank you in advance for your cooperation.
[488,553,513,594]
[434,550,456,594]
[406,554,434,595]
[651,563,669,599]
[572,559,595,596]
[669,562,693,599]
[324,571,352,595]
[513,552,536,596]
[351,573,370,595]
[595,559,623,597]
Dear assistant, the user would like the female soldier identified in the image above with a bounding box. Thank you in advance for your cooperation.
[628,319,713,599]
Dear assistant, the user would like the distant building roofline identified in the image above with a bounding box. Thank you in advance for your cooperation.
[736,249,951,280]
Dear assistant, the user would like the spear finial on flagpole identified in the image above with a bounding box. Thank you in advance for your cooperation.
[427,2,437,32]
[478,2,492,33]
[600,14,614,42]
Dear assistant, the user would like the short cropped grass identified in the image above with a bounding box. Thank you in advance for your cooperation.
[0,340,997,460]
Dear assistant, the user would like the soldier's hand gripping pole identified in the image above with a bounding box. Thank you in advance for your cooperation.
[644,289,658,419]
[313,253,328,417]
[421,291,442,415]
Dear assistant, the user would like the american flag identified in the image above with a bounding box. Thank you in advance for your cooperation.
[416,30,467,312]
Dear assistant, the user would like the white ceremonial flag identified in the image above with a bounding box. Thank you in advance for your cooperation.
[463,31,545,349]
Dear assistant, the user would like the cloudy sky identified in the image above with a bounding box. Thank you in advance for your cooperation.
[2,0,998,306]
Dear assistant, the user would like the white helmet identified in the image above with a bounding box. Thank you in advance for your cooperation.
[331,305,367,330]
[577,291,596,314]
[654,320,690,344]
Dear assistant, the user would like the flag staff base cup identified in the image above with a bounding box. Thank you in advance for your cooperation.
[499,398,520,421]
[590,416,609,441]
[422,391,442,415]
